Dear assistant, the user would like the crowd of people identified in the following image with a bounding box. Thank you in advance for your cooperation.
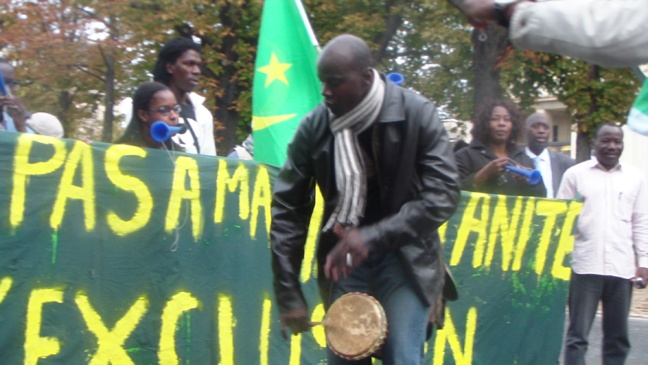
[270,0,648,363]
[455,99,546,197]
[115,37,217,155]
[269,31,645,365]
[2,37,219,156]
[460,1,648,364]
[2,1,648,364]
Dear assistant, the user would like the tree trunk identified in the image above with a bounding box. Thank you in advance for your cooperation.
[372,0,406,64]
[214,69,240,156]
[471,25,508,117]
[574,64,600,163]
[575,126,591,162]
[208,2,243,156]
[58,90,72,138]
[101,17,118,142]
[102,54,115,142]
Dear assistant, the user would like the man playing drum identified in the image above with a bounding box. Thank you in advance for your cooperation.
[270,34,460,364]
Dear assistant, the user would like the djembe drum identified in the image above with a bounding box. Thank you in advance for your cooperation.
[314,292,388,360]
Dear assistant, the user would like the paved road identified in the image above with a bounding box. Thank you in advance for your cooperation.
[559,314,648,364]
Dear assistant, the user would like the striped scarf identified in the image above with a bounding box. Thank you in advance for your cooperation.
[323,69,385,231]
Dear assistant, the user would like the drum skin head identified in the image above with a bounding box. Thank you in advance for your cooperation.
[325,292,388,360]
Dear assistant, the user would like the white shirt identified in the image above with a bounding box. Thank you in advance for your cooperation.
[526,147,554,198]
[182,92,216,156]
[511,0,648,68]
[557,159,648,278]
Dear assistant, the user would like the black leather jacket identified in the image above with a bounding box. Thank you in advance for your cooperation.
[271,77,460,313]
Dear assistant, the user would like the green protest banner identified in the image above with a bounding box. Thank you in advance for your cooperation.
[0,132,578,364]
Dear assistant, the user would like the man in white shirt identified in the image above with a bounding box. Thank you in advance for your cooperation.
[460,0,648,136]
[557,123,648,364]
[152,37,217,156]
[524,113,574,198]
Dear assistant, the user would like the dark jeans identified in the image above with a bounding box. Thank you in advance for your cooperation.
[326,253,429,365]
[564,272,633,365]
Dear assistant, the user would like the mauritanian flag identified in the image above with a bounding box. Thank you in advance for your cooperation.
[627,79,648,136]
[252,0,322,167]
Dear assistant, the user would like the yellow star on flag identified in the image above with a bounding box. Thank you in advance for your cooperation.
[257,53,292,87]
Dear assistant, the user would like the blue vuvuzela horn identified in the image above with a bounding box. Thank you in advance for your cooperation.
[504,165,542,185]
[386,72,404,86]
[150,122,187,142]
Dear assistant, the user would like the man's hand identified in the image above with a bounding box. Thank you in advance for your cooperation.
[279,307,310,338]
[324,225,369,282]
[462,0,497,23]
[0,95,28,132]
[634,267,648,289]
[462,0,529,26]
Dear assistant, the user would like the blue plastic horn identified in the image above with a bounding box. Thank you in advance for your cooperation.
[386,72,404,86]
[150,121,187,142]
[504,165,542,185]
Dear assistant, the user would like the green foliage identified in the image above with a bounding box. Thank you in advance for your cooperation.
[507,50,640,138]
[306,0,477,120]
[1,0,262,149]
[1,0,640,151]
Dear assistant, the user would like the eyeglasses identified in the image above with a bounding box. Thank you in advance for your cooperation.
[148,104,182,114]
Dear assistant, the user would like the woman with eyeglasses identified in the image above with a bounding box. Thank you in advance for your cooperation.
[117,81,184,150]
[455,99,546,197]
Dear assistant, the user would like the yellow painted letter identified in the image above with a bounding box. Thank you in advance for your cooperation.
[159,292,199,365]
[552,200,581,280]
[0,277,13,303]
[105,145,153,235]
[76,292,148,365]
[311,303,326,348]
[485,196,523,271]
[50,141,96,231]
[259,295,272,365]
[218,294,235,365]
[433,307,477,365]
[166,156,203,240]
[512,198,537,271]
[451,193,490,268]
[301,188,324,282]
[24,288,63,365]
[11,134,66,229]
[250,166,272,239]
[534,199,568,276]
[215,160,250,223]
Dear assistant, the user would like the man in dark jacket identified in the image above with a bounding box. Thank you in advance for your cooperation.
[271,34,460,364]
[524,112,575,199]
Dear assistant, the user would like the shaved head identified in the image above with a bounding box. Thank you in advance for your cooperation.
[525,112,551,128]
[317,34,373,72]
[316,34,374,116]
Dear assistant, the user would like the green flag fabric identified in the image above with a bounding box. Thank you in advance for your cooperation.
[252,0,322,167]
[628,80,648,136]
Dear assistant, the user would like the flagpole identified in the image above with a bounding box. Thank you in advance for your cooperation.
[294,0,320,50]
